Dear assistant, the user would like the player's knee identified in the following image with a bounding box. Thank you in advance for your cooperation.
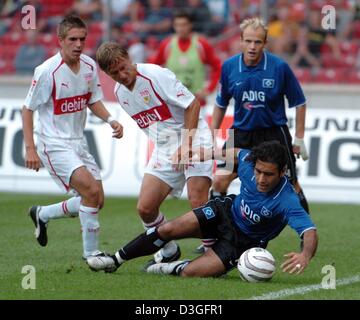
[189,197,208,208]
[180,264,201,277]
[157,222,175,240]
[85,184,102,206]
[181,263,224,278]
[136,204,157,222]
[212,176,231,192]
[188,194,207,209]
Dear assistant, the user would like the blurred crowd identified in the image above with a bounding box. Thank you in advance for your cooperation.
[0,0,360,83]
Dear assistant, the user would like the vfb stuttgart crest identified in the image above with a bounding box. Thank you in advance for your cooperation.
[140,88,151,104]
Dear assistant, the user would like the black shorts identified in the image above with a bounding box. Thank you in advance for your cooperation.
[217,125,298,183]
[193,195,263,271]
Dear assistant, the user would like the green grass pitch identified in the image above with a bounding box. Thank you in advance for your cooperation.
[1,193,360,300]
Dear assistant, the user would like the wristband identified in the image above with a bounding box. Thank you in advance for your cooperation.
[106,116,115,124]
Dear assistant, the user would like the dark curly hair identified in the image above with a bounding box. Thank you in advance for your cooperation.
[246,141,288,172]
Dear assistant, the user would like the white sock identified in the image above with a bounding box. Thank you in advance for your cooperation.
[39,196,81,223]
[142,212,178,258]
[202,238,216,251]
[114,251,125,265]
[142,212,165,230]
[79,205,100,258]
[161,240,178,258]
[62,197,81,217]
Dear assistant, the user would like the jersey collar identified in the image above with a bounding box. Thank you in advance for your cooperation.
[239,51,268,73]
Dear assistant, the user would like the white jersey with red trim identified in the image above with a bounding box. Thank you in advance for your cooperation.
[114,63,209,150]
[24,52,103,139]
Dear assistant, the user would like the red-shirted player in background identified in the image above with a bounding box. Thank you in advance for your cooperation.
[148,10,221,108]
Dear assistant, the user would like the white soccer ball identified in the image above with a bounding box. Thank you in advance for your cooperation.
[237,247,276,282]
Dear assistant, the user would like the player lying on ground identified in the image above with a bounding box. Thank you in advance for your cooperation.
[87,141,318,277]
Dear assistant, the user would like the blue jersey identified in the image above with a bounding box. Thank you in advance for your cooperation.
[231,149,315,242]
[216,51,306,130]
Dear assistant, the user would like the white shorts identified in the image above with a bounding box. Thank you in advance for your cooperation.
[144,123,214,198]
[145,154,213,198]
[37,135,101,193]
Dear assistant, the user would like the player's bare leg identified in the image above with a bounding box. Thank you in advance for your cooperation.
[210,170,238,199]
[146,247,226,277]
[187,176,211,208]
[137,173,172,223]
[137,173,180,263]
[178,248,226,277]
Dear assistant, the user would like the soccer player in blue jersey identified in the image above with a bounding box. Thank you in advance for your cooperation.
[209,18,310,226]
[86,141,318,277]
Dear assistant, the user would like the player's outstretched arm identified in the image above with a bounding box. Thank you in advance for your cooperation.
[210,105,226,136]
[281,229,318,275]
[22,106,42,172]
[89,101,123,139]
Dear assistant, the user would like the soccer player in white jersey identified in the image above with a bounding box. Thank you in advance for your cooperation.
[94,41,214,266]
[22,16,123,260]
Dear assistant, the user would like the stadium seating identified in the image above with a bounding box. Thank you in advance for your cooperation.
[0,2,359,86]
[347,70,360,84]
[311,68,345,83]
[293,68,312,83]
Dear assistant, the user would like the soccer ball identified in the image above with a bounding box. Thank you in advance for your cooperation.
[237,247,276,282]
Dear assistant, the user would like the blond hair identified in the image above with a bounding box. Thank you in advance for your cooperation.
[239,17,268,41]
[96,42,129,73]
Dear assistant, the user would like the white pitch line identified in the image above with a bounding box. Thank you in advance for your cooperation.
[249,275,360,300]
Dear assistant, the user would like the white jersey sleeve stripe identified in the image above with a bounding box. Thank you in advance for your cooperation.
[50,59,65,137]
[50,59,65,103]
[80,58,94,71]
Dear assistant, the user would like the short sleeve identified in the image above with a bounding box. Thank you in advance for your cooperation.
[89,64,104,104]
[237,149,251,180]
[24,66,52,111]
[154,67,195,109]
[215,62,232,109]
[282,63,306,108]
[286,197,316,237]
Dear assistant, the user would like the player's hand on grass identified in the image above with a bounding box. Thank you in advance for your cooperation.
[25,147,42,172]
[281,252,309,275]
[110,120,123,139]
